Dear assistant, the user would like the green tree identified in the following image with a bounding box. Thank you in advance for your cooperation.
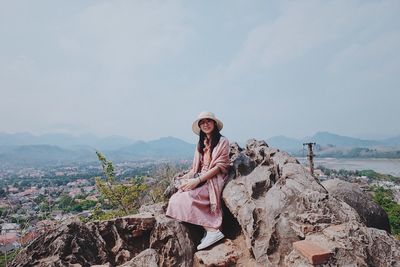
[148,163,178,203]
[0,249,20,267]
[0,188,6,198]
[372,186,400,238]
[57,194,74,212]
[95,151,147,215]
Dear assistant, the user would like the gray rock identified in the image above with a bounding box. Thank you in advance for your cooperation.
[120,249,158,267]
[193,239,240,267]
[149,215,195,267]
[230,152,256,177]
[10,218,110,266]
[223,141,400,266]
[11,213,194,267]
[322,178,391,232]
[139,202,166,216]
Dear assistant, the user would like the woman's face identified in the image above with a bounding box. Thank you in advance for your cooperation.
[199,118,215,135]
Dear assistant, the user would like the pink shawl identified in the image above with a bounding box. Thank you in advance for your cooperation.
[192,137,230,212]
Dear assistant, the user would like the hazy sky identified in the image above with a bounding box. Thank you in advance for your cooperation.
[1,0,399,143]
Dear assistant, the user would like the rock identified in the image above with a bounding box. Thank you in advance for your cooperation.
[285,222,400,267]
[229,142,243,157]
[193,239,240,267]
[246,139,268,150]
[230,150,256,177]
[93,214,156,263]
[11,213,194,267]
[149,215,195,267]
[222,141,400,266]
[163,183,177,199]
[322,178,391,232]
[139,202,166,216]
[11,218,110,266]
[120,249,158,267]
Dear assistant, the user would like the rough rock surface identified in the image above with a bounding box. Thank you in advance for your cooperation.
[120,249,158,267]
[193,239,240,267]
[223,139,400,266]
[11,212,194,267]
[322,178,391,232]
[11,139,400,267]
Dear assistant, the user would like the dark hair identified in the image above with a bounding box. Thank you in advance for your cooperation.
[197,120,222,156]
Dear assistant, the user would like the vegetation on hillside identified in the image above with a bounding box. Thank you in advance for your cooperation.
[0,249,20,267]
[313,147,400,159]
[371,186,400,239]
[94,151,148,216]
[318,166,400,184]
[357,169,399,184]
[90,152,180,221]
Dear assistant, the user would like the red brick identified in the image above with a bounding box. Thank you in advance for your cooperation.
[293,240,332,265]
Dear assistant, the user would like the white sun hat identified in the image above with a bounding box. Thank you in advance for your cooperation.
[192,111,224,135]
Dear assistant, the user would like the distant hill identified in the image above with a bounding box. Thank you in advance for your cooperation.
[111,136,195,161]
[382,135,400,146]
[1,131,400,166]
[0,145,97,166]
[304,132,381,147]
[91,135,137,150]
[0,132,136,150]
[0,135,195,167]
[267,132,400,158]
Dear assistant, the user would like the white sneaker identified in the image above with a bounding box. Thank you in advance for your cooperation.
[197,230,224,250]
[200,231,206,243]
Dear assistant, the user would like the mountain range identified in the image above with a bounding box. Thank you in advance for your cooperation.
[0,131,399,166]
[0,133,195,167]
[266,131,400,152]
[0,132,136,150]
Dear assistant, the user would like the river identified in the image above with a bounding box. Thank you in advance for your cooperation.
[297,157,400,177]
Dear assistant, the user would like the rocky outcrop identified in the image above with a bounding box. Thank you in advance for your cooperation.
[120,249,159,267]
[193,239,240,267]
[11,139,400,267]
[11,210,195,267]
[322,178,391,232]
[224,139,400,266]
[11,218,111,266]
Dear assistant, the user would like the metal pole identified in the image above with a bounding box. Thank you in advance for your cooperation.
[303,142,316,177]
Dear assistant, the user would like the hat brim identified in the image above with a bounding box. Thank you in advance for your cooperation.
[192,118,223,135]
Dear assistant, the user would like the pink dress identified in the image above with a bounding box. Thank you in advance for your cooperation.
[166,137,230,228]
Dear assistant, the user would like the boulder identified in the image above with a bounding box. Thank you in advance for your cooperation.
[10,218,110,266]
[149,215,195,267]
[222,139,400,266]
[322,178,391,232]
[120,249,158,267]
[11,211,194,267]
[193,239,240,267]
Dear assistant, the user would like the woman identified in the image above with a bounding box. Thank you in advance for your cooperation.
[166,111,230,250]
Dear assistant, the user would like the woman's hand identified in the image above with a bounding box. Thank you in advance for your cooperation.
[177,170,194,180]
[178,178,200,191]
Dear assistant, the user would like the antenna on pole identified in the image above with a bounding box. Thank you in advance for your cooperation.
[303,142,316,177]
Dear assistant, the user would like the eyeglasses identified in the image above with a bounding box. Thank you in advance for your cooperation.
[199,119,214,126]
